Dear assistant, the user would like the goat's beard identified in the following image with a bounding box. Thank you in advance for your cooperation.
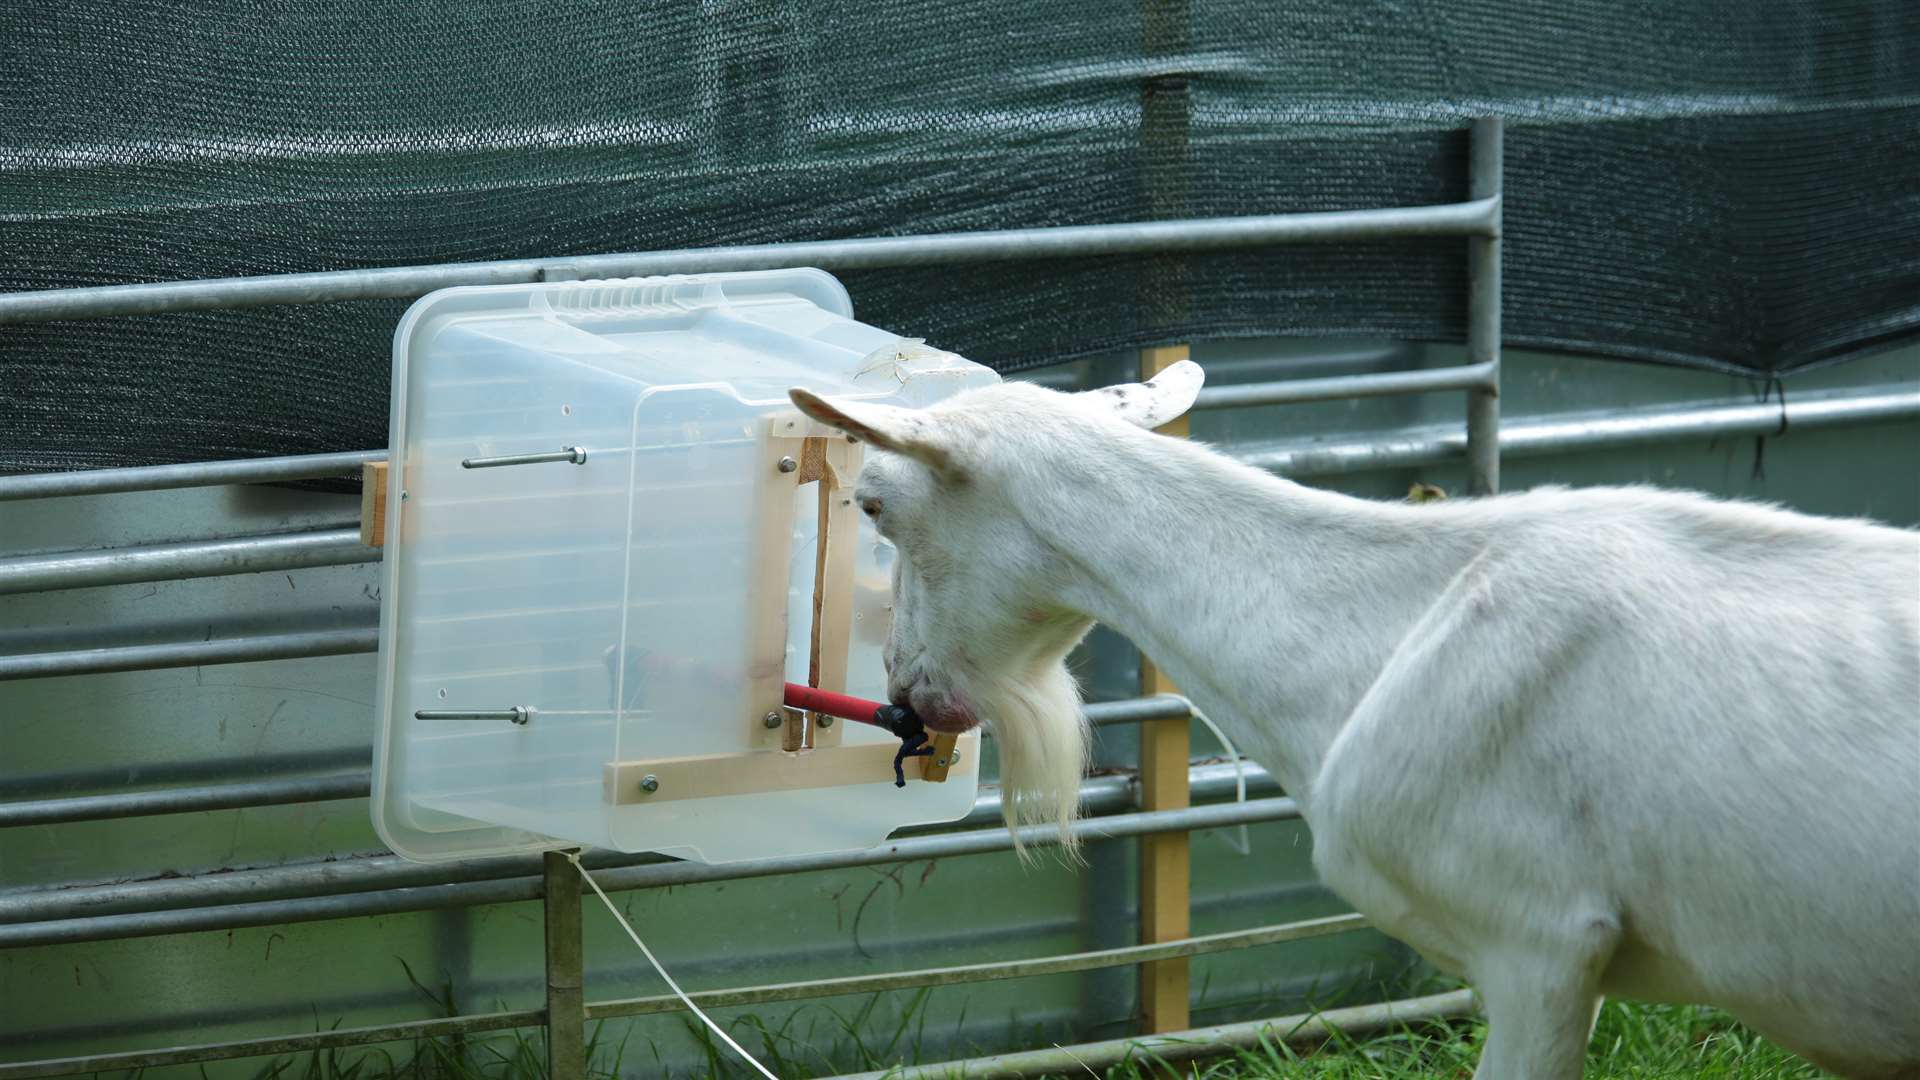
[980,662,1090,860]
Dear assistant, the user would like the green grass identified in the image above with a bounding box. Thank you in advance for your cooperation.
[224,994,1819,1080]
[1062,1000,1821,1080]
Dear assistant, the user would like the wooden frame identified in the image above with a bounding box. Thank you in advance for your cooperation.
[606,411,959,798]
[746,412,863,752]
[605,741,913,805]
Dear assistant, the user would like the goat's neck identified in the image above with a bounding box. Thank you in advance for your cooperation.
[1036,436,1481,808]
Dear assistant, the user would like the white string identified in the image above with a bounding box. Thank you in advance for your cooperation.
[1190,707,1251,856]
[567,852,781,1080]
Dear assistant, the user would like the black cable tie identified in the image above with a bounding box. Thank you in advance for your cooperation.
[891,731,934,788]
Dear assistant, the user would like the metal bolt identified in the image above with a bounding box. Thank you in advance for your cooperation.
[946,750,962,767]
[640,774,659,794]
[509,706,531,726]
[816,714,834,728]
[777,456,798,473]
[763,711,784,729]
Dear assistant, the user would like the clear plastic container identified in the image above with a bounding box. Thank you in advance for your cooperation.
[373,269,993,863]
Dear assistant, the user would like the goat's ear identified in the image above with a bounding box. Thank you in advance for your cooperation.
[1085,359,1205,429]
[787,389,953,473]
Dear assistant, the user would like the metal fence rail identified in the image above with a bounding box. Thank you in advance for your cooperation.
[0,763,1273,925]
[0,797,1301,949]
[0,450,382,503]
[0,526,371,595]
[0,627,379,681]
[1239,386,1920,477]
[0,697,1197,830]
[5,387,1914,685]
[0,202,1496,326]
[1192,359,1499,410]
[0,772,373,830]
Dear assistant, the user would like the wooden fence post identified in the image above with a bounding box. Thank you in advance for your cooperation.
[1137,344,1192,1034]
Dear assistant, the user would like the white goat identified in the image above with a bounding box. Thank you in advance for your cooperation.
[790,362,1920,1080]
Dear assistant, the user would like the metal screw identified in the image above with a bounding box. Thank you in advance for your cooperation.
[509,706,531,726]
[945,750,962,767]
[763,711,784,729]
[777,456,798,473]
[816,714,834,728]
[640,774,660,794]
[399,490,409,501]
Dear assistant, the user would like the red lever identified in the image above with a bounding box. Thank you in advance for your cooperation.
[782,682,933,787]
[783,683,887,727]
[783,682,923,738]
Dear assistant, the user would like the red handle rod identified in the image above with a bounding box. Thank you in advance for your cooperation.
[783,682,890,728]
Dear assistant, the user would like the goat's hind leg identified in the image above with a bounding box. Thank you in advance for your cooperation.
[1470,949,1608,1080]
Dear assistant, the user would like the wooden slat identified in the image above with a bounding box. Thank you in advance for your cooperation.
[1138,343,1191,1034]
[919,732,962,783]
[359,461,389,548]
[605,742,908,805]
[807,439,862,750]
[748,417,809,750]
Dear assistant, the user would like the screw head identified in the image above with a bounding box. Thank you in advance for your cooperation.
[777,456,798,473]
[815,714,834,728]
[763,711,784,729]
[947,750,962,766]
[640,774,660,793]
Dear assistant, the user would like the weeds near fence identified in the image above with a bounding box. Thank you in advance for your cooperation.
[1081,998,1820,1080]
[230,965,1816,1080]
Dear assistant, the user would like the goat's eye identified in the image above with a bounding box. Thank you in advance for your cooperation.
[858,497,883,518]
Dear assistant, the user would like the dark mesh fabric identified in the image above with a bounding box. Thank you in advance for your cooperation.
[2,1,1915,470]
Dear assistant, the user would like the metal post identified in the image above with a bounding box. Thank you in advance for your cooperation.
[543,850,587,1080]
[1467,116,1504,496]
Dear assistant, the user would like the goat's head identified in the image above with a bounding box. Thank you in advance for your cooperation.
[789,360,1204,852]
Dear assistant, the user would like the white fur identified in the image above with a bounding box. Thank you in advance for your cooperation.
[790,364,1920,1079]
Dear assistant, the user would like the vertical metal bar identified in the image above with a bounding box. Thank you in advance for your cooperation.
[1467,116,1504,496]
[1136,347,1193,1035]
[543,851,587,1080]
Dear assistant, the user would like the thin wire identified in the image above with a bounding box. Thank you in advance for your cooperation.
[1191,707,1251,856]
[567,852,781,1080]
